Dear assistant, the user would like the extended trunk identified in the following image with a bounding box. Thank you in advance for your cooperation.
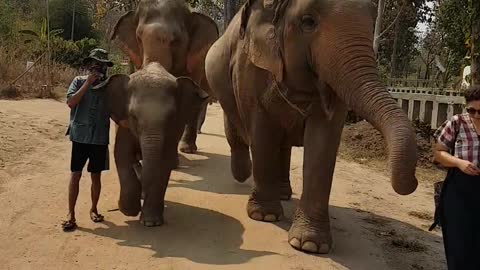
[315,17,418,195]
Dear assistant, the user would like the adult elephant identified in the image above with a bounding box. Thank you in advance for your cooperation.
[205,0,418,254]
[111,0,219,154]
[104,63,209,226]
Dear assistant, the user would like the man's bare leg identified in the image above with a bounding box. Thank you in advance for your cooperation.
[90,172,104,222]
[63,172,82,230]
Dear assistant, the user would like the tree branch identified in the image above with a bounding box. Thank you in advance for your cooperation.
[378,4,405,39]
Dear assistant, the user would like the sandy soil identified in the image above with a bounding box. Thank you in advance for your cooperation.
[0,99,445,270]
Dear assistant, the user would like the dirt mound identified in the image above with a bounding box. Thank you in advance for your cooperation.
[340,121,434,169]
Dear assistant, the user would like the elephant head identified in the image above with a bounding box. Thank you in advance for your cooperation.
[111,0,219,80]
[239,0,417,195]
[105,65,209,150]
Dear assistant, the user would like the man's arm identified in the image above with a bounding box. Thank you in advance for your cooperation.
[67,74,97,109]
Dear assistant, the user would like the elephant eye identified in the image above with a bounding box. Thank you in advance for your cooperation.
[301,15,317,32]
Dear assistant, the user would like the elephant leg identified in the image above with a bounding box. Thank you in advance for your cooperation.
[280,146,293,201]
[225,112,251,183]
[114,127,142,216]
[247,108,284,222]
[197,102,208,133]
[288,100,347,254]
[179,121,198,154]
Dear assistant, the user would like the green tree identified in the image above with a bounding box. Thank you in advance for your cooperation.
[0,0,16,45]
[48,0,96,41]
[375,0,431,78]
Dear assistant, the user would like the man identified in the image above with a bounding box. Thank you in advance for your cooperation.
[62,49,114,232]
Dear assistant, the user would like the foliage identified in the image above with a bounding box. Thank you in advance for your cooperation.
[48,0,97,41]
[0,0,16,44]
[375,0,432,78]
[51,37,99,68]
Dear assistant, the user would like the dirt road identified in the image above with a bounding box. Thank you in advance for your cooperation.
[0,99,445,270]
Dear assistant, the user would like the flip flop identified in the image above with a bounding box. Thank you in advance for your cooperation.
[62,220,77,232]
[90,212,104,223]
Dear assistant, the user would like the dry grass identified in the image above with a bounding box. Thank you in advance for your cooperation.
[0,47,75,100]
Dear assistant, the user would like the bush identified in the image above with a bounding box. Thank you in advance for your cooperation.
[0,46,76,99]
[0,0,16,45]
[51,37,99,68]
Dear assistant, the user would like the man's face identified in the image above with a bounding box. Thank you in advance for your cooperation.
[88,60,108,77]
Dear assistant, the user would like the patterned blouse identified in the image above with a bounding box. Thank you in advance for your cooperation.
[435,113,480,165]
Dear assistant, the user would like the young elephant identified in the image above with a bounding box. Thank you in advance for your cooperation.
[111,0,218,154]
[205,0,418,253]
[105,63,209,226]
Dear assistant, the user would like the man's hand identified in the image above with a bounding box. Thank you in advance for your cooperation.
[86,72,99,85]
[67,73,98,109]
[457,160,480,176]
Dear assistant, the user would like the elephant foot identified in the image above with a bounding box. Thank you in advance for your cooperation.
[231,150,252,183]
[288,208,332,254]
[118,198,141,217]
[179,141,197,154]
[140,212,164,227]
[247,197,283,222]
[280,179,292,201]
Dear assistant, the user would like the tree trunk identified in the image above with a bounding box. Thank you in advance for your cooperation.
[223,0,238,30]
[373,0,385,58]
[472,0,480,85]
[390,16,400,78]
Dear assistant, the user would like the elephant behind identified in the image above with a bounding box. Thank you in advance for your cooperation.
[205,0,418,254]
[111,0,219,154]
[105,63,209,226]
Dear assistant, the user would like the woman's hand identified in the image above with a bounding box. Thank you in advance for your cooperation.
[456,160,480,176]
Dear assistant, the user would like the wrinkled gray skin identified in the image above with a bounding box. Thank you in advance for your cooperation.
[111,0,218,154]
[205,0,418,253]
[105,63,209,226]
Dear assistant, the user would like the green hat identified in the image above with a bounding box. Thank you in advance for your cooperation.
[83,48,114,67]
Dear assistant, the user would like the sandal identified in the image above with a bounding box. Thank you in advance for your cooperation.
[62,220,77,232]
[90,212,104,223]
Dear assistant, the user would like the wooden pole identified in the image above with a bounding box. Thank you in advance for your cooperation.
[46,0,52,97]
[71,0,76,40]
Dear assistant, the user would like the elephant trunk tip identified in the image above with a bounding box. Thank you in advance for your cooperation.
[392,176,418,195]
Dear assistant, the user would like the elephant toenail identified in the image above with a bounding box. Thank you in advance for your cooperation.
[250,212,263,221]
[264,214,278,222]
[302,241,319,253]
[289,238,301,249]
[318,243,331,254]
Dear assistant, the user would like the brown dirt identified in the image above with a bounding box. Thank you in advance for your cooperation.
[0,100,445,269]
[340,121,444,183]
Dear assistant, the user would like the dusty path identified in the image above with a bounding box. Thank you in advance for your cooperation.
[0,99,444,270]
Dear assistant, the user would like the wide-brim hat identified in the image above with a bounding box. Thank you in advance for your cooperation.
[83,48,114,67]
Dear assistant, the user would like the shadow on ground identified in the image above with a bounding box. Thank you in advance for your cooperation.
[275,198,445,270]
[79,201,275,265]
[169,151,252,196]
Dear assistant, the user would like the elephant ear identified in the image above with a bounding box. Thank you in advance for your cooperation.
[104,74,131,124]
[186,12,219,82]
[176,77,209,122]
[111,11,142,69]
[239,0,285,82]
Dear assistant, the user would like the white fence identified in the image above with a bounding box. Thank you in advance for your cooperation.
[387,88,465,129]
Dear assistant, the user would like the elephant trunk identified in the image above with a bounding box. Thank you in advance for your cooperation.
[140,134,172,200]
[314,20,418,195]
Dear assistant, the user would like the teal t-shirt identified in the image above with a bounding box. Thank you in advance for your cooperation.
[66,76,110,145]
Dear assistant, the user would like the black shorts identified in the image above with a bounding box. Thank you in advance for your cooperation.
[71,142,109,173]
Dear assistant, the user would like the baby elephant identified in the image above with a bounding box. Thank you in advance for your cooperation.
[105,63,209,226]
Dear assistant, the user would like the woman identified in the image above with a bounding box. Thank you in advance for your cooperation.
[433,84,480,269]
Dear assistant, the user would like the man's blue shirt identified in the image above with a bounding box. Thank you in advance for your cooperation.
[66,76,110,145]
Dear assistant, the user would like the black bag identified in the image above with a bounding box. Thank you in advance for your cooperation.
[429,123,458,231]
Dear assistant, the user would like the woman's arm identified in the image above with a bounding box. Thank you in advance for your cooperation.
[434,143,480,175]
